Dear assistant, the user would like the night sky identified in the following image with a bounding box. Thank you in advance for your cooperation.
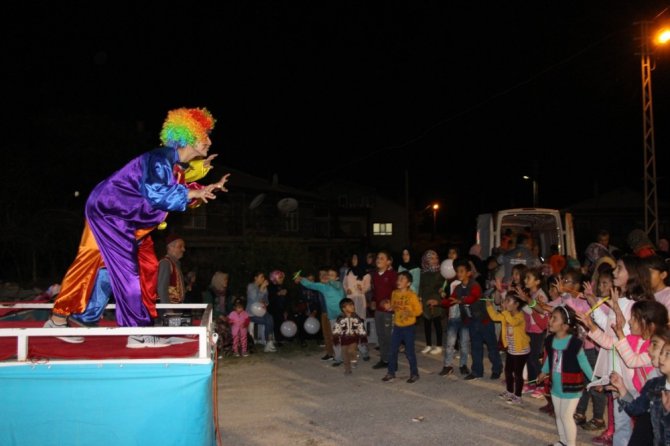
[6,2,670,234]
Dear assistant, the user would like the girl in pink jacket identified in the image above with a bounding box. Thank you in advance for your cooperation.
[228,300,251,357]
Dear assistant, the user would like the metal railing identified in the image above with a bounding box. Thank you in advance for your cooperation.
[0,303,214,365]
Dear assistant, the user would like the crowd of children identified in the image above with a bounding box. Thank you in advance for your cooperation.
[206,228,670,446]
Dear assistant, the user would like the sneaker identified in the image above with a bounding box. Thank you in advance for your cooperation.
[332,361,343,367]
[498,390,513,400]
[381,374,395,382]
[439,366,454,376]
[531,388,545,398]
[126,335,170,348]
[406,375,420,383]
[242,351,250,357]
[43,319,85,344]
[321,354,334,361]
[67,316,98,328]
[362,355,370,362]
[573,412,587,426]
[421,346,432,354]
[459,365,470,375]
[490,372,501,380]
[263,342,277,353]
[464,373,480,381]
[582,419,606,431]
[522,384,535,394]
[233,352,241,357]
[372,360,388,369]
[506,395,522,405]
[429,346,443,355]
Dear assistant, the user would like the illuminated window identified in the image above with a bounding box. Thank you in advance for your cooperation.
[373,223,392,236]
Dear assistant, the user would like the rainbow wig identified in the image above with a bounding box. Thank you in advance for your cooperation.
[160,107,216,149]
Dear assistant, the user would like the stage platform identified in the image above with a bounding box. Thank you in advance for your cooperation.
[0,303,217,446]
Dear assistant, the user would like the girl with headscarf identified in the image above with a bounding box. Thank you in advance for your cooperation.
[419,249,444,355]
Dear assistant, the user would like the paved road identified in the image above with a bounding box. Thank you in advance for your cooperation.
[216,341,595,446]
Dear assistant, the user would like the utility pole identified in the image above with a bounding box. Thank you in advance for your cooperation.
[636,17,665,245]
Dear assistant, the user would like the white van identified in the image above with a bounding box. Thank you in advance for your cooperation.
[476,208,577,261]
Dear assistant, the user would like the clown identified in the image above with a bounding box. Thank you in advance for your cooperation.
[44,107,229,347]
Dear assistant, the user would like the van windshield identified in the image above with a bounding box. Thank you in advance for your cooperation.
[499,213,561,260]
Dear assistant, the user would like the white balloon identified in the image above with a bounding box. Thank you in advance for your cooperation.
[440,259,456,279]
[250,302,266,317]
[303,316,320,335]
[280,320,298,338]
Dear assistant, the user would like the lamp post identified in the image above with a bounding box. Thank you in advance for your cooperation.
[522,176,539,207]
[637,17,669,245]
[431,203,439,240]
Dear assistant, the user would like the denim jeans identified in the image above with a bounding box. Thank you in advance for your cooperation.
[388,325,418,376]
[249,313,274,340]
[468,319,502,377]
[613,402,632,446]
[443,318,469,367]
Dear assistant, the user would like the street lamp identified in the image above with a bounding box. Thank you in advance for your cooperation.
[432,203,439,240]
[637,16,669,245]
[522,176,539,207]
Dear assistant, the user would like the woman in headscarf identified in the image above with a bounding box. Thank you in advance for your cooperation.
[343,253,372,361]
[397,247,421,294]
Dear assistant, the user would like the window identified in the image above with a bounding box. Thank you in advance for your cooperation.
[284,210,299,232]
[373,223,392,236]
[183,206,207,230]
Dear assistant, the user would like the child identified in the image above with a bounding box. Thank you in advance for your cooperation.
[572,267,613,433]
[579,298,669,445]
[537,305,593,446]
[444,258,502,380]
[419,249,444,355]
[645,255,670,313]
[587,255,652,446]
[382,271,423,383]
[331,298,368,375]
[370,250,398,370]
[610,326,670,446]
[493,263,528,353]
[486,292,530,404]
[514,267,548,397]
[228,299,251,357]
[296,267,347,366]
